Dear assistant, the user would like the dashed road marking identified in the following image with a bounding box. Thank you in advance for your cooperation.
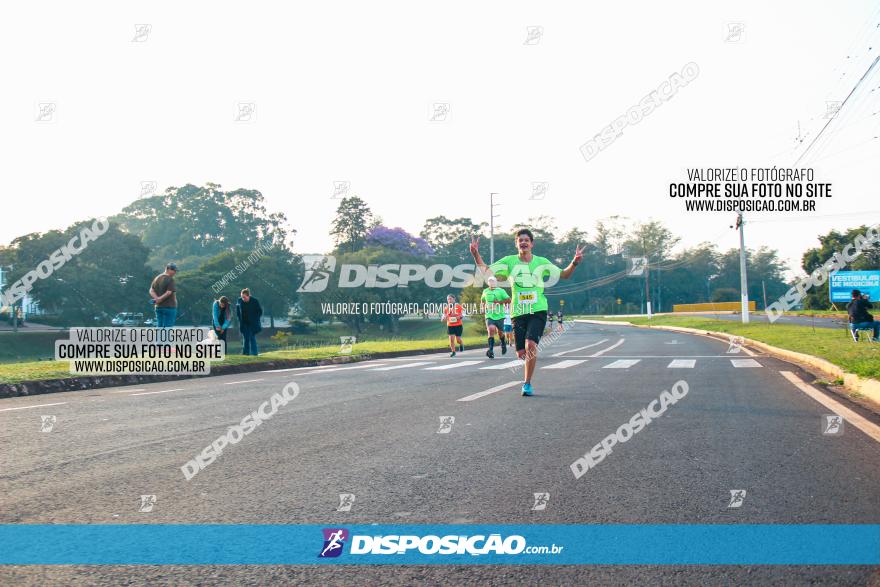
[223,379,264,385]
[0,402,68,412]
[552,339,608,357]
[457,381,521,402]
[590,338,625,357]
[129,388,184,396]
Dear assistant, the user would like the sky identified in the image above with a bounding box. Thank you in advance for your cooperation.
[2,0,879,278]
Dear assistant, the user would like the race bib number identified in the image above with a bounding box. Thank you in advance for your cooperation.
[518,290,537,305]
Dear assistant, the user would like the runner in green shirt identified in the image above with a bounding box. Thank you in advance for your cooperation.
[480,276,511,359]
[470,228,584,396]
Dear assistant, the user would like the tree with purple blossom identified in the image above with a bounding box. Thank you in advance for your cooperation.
[365,226,435,257]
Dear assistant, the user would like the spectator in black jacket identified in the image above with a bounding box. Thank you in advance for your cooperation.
[235,288,263,355]
[847,289,879,342]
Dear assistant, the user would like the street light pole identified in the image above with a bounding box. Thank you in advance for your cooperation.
[489,193,500,265]
[736,213,750,324]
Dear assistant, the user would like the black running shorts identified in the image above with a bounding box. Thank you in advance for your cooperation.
[513,311,547,352]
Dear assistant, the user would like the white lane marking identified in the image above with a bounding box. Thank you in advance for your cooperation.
[542,360,587,370]
[457,381,521,402]
[590,338,625,357]
[110,389,145,394]
[128,388,184,396]
[559,355,759,359]
[552,339,608,357]
[370,362,434,371]
[299,363,389,374]
[667,359,696,368]
[731,359,762,368]
[480,360,523,370]
[603,359,640,369]
[0,402,68,412]
[223,379,264,385]
[262,364,342,373]
[780,371,880,444]
[425,361,484,370]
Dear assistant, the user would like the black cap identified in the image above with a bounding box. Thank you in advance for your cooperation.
[852,289,861,297]
[166,263,178,271]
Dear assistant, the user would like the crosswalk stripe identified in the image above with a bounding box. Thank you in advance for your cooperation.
[370,361,434,371]
[603,359,640,369]
[425,361,484,370]
[480,360,523,370]
[731,359,762,368]
[457,381,521,402]
[542,360,587,370]
[299,363,389,374]
[667,359,696,368]
[552,339,608,357]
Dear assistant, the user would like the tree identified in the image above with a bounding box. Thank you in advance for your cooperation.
[420,216,484,262]
[177,246,300,327]
[5,220,152,324]
[366,226,434,257]
[330,196,375,253]
[113,183,293,269]
[800,224,880,309]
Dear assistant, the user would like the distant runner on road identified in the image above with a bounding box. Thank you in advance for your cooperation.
[480,276,510,358]
[502,308,514,347]
[441,294,465,357]
[556,309,564,332]
[470,229,584,396]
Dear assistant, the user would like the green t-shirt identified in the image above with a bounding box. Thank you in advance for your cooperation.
[488,254,561,317]
[481,287,510,320]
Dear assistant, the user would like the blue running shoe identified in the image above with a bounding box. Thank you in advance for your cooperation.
[521,382,533,396]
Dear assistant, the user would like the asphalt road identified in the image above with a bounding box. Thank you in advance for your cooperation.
[1,322,879,586]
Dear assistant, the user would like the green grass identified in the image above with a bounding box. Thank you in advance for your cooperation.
[0,323,487,385]
[586,315,880,380]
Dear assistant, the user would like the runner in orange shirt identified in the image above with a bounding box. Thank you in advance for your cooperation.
[440,294,465,357]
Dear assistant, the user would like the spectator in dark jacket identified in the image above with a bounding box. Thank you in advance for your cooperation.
[847,289,879,342]
[235,288,263,355]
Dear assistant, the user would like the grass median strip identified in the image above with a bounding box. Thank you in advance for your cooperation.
[0,336,487,385]
[585,315,880,380]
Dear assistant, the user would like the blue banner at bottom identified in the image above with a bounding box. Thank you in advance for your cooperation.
[1,525,878,565]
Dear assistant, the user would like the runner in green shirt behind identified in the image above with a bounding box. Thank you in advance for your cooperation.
[480,276,511,359]
[469,228,584,396]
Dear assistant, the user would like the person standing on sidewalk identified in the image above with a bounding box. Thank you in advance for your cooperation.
[212,296,233,350]
[149,263,178,328]
[236,288,263,355]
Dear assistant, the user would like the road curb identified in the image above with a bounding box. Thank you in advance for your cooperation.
[575,319,880,407]
[0,347,449,399]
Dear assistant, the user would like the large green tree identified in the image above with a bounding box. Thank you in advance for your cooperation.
[113,183,292,269]
[5,220,152,324]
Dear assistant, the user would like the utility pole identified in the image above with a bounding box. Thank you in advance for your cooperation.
[762,280,767,310]
[641,236,652,318]
[736,213,750,323]
[489,193,500,264]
